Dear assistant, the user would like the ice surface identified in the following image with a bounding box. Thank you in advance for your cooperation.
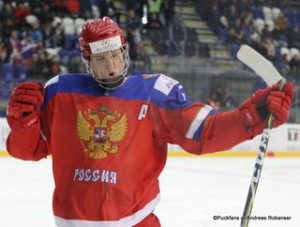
[0,157,299,227]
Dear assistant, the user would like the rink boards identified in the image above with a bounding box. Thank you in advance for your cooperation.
[1,118,300,157]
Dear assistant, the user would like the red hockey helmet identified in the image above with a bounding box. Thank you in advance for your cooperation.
[79,17,130,90]
[79,17,127,58]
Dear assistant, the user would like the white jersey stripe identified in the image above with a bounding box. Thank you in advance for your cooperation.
[54,194,160,227]
[185,105,213,139]
[45,75,59,87]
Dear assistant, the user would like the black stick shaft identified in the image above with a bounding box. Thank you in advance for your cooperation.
[240,128,271,227]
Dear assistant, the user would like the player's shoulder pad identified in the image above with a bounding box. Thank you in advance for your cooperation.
[153,74,179,96]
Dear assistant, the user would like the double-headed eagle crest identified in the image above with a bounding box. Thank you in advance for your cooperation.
[77,105,128,159]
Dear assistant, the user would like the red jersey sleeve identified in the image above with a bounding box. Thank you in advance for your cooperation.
[149,75,251,155]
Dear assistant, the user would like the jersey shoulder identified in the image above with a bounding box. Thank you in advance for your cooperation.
[42,73,97,108]
[125,74,184,108]
[45,73,95,89]
[128,73,180,95]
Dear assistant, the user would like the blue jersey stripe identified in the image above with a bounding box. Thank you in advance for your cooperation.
[42,74,194,110]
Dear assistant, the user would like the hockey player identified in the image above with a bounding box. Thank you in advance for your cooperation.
[6,17,294,227]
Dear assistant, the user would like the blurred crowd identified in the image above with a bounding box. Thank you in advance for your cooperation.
[195,0,300,85]
[0,0,176,83]
[1,0,300,114]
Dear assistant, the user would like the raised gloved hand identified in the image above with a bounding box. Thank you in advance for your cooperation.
[7,82,45,130]
[238,82,294,137]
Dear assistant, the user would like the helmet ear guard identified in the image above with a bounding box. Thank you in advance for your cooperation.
[79,17,130,90]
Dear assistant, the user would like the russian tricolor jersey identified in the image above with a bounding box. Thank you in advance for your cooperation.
[41,73,215,226]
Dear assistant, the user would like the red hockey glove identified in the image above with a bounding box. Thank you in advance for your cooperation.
[238,82,294,137]
[7,82,45,130]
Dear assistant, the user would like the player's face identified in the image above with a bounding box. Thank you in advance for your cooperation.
[89,49,124,81]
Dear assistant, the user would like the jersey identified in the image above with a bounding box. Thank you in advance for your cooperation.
[7,73,252,227]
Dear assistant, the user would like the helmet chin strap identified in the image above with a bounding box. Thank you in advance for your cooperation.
[96,75,126,90]
[90,68,126,90]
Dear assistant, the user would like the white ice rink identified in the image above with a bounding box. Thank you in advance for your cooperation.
[0,156,299,227]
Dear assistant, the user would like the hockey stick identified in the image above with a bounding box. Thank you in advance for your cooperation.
[237,45,285,227]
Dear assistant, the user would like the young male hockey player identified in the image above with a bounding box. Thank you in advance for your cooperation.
[6,17,294,227]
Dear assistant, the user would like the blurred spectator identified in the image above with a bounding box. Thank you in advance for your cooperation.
[207,86,222,111]
[286,26,300,49]
[49,22,65,48]
[28,20,44,44]
[36,3,54,26]
[144,12,163,52]
[41,21,54,48]
[0,37,8,63]
[147,0,164,26]
[98,0,120,23]
[195,0,223,34]
[289,53,300,74]
[277,52,291,76]
[8,30,22,66]
[27,0,43,16]
[20,31,37,67]
[125,9,142,60]
[224,4,239,27]
[259,37,276,62]
[137,44,152,72]
[147,0,162,15]
[261,23,273,40]
[33,49,52,80]
[68,54,85,73]
[125,0,146,18]
[237,0,252,12]
[208,85,237,111]
[145,11,167,54]
[0,3,14,22]
[145,12,162,30]
[65,0,80,14]
[249,31,262,50]
[222,87,237,110]
[14,1,31,28]
[161,0,174,27]
[79,0,93,18]
[228,18,246,44]
[1,18,15,45]
[241,9,254,27]
[53,0,68,14]
[240,10,254,43]
[50,55,62,75]
[272,13,288,45]
[275,13,288,31]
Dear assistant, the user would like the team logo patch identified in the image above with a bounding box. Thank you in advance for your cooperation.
[77,105,128,159]
[154,74,178,95]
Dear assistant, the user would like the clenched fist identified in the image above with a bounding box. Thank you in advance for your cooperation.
[239,82,294,137]
[7,82,45,130]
